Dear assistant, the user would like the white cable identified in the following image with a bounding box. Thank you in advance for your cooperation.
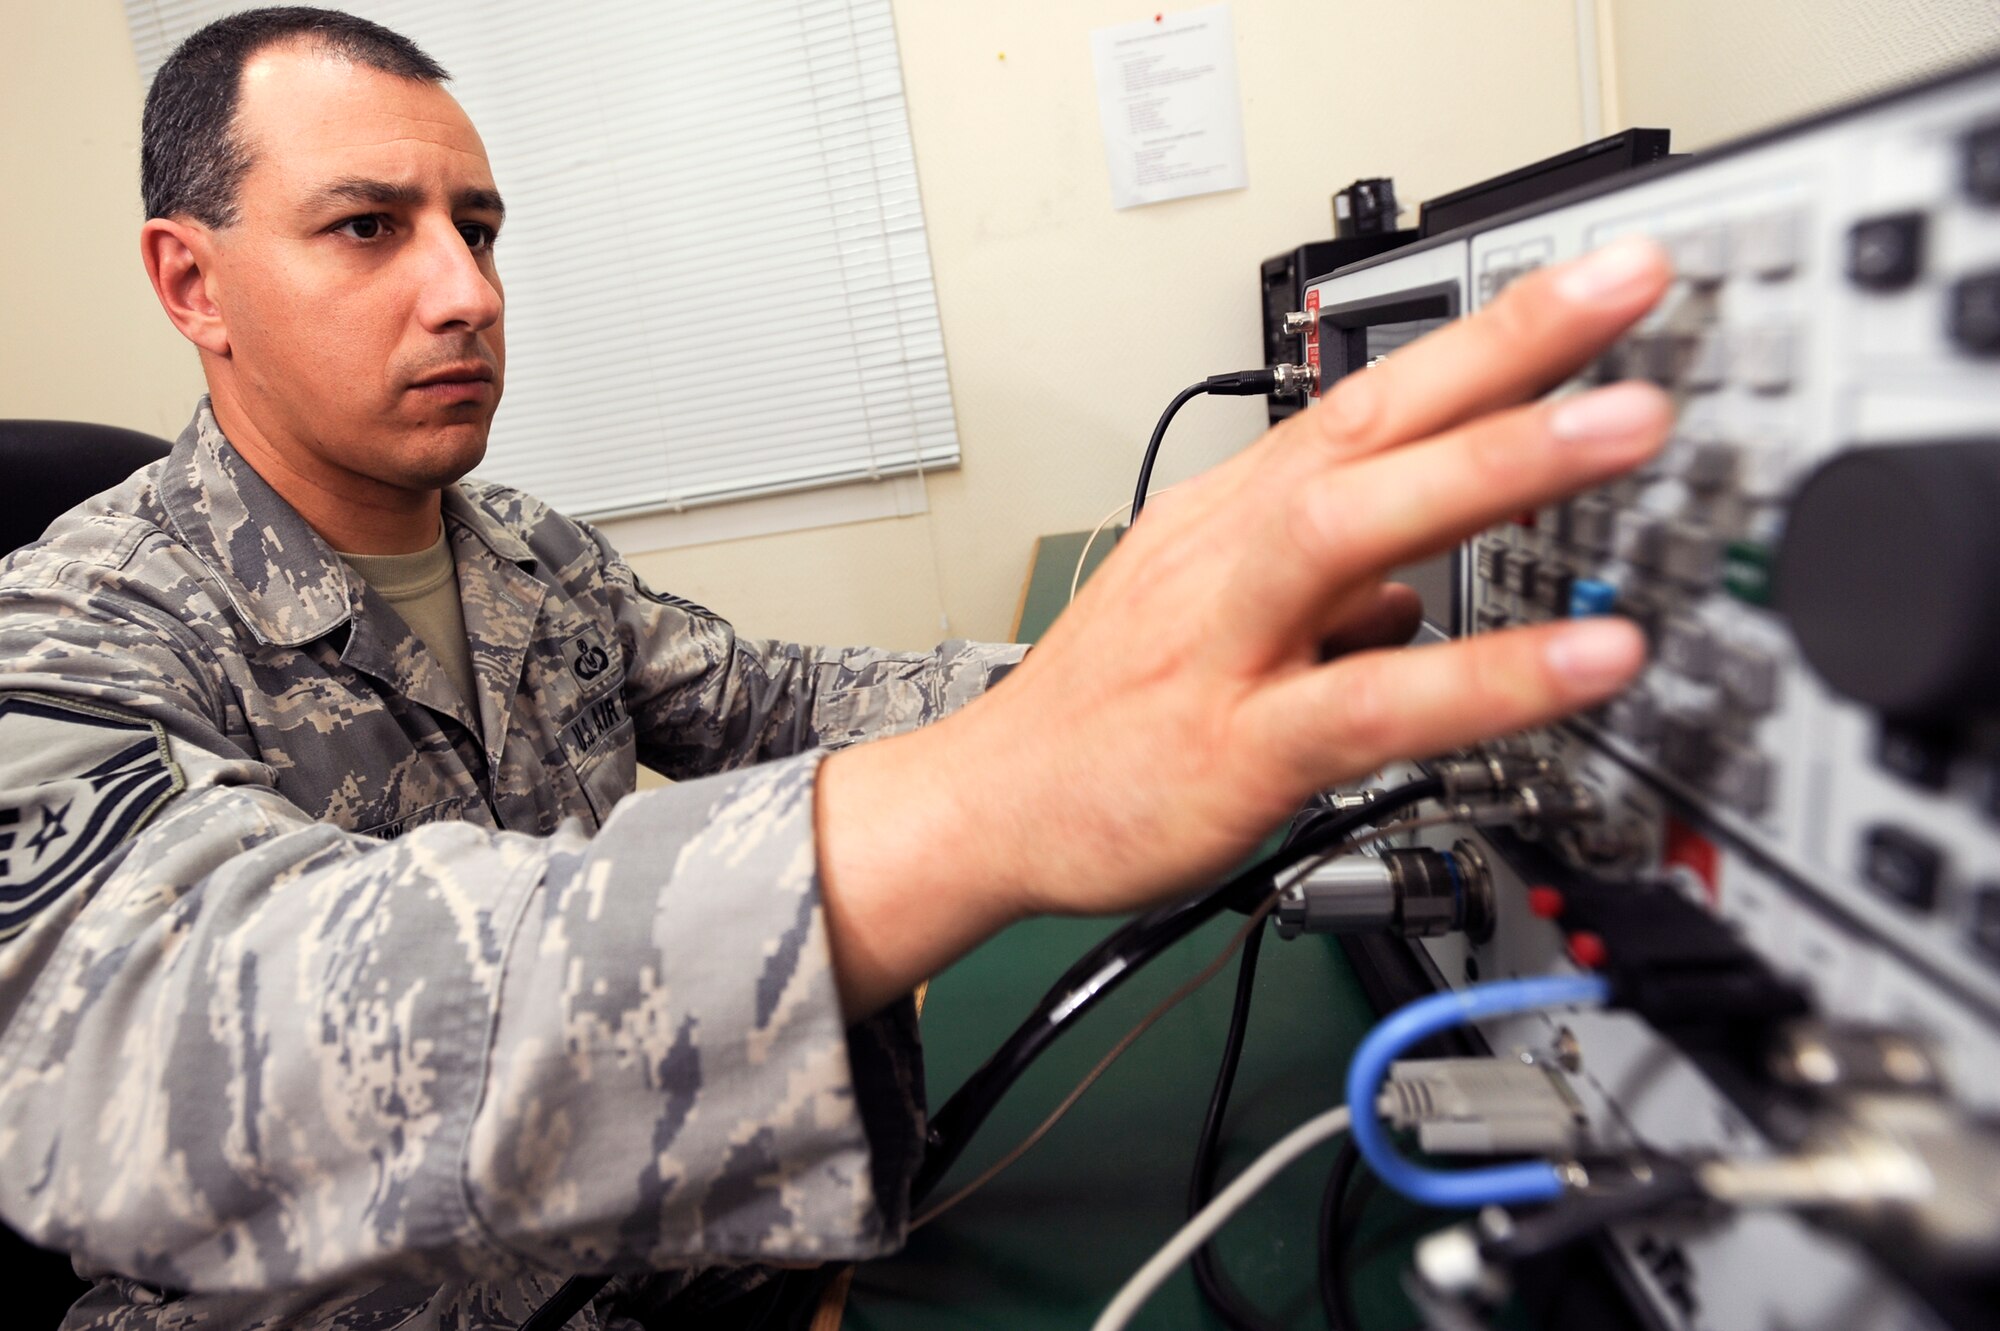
[1091,1105,1353,1331]
[1069,500,1131,606]
[1069,484,1181,606]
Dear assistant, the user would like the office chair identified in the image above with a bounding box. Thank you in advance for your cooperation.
[0,418,171,1328]
[0,419,172,555]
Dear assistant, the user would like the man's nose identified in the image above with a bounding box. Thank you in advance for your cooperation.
[413,221,502,334]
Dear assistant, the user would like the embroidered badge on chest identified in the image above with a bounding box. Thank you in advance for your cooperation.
[566,630,617,691]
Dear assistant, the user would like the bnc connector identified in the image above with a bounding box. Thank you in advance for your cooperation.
[1270,361,1318,396]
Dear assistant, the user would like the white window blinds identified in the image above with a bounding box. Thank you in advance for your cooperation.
[125,1,960,520]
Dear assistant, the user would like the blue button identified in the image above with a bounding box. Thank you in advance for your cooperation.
[1569,578,1618,617]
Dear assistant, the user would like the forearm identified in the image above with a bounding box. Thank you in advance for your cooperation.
[815,708,1032,1020]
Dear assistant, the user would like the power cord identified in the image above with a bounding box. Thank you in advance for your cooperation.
[1130,366,1311,525]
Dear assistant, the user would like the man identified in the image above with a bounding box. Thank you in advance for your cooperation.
[0,7,1672,1329]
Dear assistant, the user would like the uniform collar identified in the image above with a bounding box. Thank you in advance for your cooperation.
[442,484,538,573]
[158,399,537,648]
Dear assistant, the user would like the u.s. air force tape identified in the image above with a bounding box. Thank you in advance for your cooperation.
[0,694,185,941]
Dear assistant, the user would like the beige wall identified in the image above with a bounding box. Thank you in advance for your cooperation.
[9,2,2000,650]
[654,0,1593,646]
[0,2,206,439]
[1604,0,2000,150]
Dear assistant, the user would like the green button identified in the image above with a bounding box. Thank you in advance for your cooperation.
[1723,540,1773,605]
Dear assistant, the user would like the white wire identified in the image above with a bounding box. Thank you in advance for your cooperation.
[1090,1104,1353,1331]
[1069,500,1131,606]
[1069,482,1180,607]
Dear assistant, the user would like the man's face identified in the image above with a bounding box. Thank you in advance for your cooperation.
[207,46,506,492]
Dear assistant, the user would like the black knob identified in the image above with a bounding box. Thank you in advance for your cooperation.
[1775,441,2000,718]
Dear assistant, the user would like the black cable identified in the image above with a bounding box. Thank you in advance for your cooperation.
[1185,798,1368,1331]
[518,1277,598,1331]
[1186,918,1279,1331]
[1318,1139,1364,1331]
[1130,369,1286,525]
[913,776,1442,1203]
[1131,383,1207,525]
[1479,1165,1702,1266]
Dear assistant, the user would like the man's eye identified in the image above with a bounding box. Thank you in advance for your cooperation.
[459,222,497,252]
[334,215,389,240]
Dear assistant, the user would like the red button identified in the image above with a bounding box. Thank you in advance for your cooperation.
[1567,931,1608,970]
[1526,886,1566,919]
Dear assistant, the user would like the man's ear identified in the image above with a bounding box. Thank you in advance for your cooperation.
[140,218,230,356]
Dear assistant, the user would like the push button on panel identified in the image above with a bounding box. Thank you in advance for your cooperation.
[1963,121,2000,205]
[1861,825,1944,911]
[1659,522,1722,589]
[1530,567,1574,616]
[1568,578,1619,617]
[1947,270,2000,357]
[1711,741,1774,817]
[1740,210,1803,279]
[1717,643,1780,713]
[1846,212,1926,291]
[1674,227,1732,287]
[1602,688,1661,746]
[1971,885,2000,967]
[1615,512,1665,569]
[1501,550,1539,598]
[1737,325,1796,393]
[1875,721,1954,791]
[1563,497,1615,555]
[1683,441,1740,491]
[1659,614,1718,681]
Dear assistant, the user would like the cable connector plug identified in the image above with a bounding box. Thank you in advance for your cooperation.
[1200,364,1316,397]
[1433,753,1557,800]
[1380,1057,1588,1156]
[1273,840,1494,941]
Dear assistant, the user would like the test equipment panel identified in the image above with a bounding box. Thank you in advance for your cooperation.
[1301,57,2000,1331]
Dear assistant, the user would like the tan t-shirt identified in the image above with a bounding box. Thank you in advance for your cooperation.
[336,528,479,719]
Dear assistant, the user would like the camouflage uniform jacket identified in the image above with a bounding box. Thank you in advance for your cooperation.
[0,401,1024,1329]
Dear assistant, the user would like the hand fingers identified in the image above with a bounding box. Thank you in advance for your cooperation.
[1297,236,1673,464]
[1244,380,1671,635]
[1243,618,1646,789]
[1319,582,1423,659]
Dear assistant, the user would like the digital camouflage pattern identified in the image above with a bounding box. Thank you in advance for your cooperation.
[0,401,1024,1329]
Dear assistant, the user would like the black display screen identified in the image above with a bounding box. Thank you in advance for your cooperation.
[1314,282,1466,637]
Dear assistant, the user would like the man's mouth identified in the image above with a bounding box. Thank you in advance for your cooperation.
[411,363,496,387]
[408,363,497,403]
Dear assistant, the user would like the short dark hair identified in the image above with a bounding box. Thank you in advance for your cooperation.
[141,7,451,227]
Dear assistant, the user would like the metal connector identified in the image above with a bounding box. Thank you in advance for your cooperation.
[1379,1057,1588,1156]
[1506,780,1603,835]
[1274,841,1494,942]
[1270,360,1318,396]
[1433,753,1556,800]
[1281,310,1315,336]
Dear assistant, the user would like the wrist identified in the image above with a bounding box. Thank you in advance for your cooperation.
[815,713,1034,1018]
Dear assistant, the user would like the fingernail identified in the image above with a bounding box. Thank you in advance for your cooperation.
[1546,619,1643,689]
[1553,235,1667,305]
[1549,382,1666,445]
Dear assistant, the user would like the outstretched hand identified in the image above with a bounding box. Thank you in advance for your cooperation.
[819,236,1676,1016]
